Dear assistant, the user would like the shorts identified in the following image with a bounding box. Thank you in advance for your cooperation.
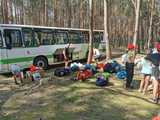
[152,67,160,80]
[11,69,21,76]
[143,74,151,77]
[94,55,100,60]
[64,58,69,61]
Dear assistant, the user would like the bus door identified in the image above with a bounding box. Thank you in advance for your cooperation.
[3,28,25,70]
[0,30,8,72]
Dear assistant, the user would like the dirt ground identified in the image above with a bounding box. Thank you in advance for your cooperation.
[0,52,159,120]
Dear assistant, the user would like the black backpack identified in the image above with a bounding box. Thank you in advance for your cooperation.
[54,68,71,77]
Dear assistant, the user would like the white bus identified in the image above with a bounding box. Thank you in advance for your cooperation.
[0,24,104,73]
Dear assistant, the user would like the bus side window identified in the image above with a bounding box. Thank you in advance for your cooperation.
[69,32,81,44]
[0,31,3,48]
[94,33,100,48]
[34,31,41,46]
[41,31,53,45]
[22,29,33,47]
[4,29,22,48]
[54,32,68,44]
[81,32,89,43]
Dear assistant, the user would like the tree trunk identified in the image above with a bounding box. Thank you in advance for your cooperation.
[87,0,94,64]
[133,0,141,47]
[147,0,155,49]
[104,0,111,60]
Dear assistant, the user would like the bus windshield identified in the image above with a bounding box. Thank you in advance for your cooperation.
[0,31,2,48]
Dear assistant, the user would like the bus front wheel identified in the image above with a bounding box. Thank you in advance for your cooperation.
[33,57,48,70]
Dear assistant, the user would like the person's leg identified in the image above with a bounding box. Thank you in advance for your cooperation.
[19,72,24,84]
[152,78,159,102]
[126,63,134,88]
[143,75,151,94]
[65,59,69,68]
[125,62,130,88]
[139,75,145,92]
[13,75,19,84]
[129,63,134,88]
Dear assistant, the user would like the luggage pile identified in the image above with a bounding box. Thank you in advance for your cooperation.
[54,60,126,86]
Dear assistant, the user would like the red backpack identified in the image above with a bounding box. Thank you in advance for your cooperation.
[152,116,160,120]
[77,70,93,81]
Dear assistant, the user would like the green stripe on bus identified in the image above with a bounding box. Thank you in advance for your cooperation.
[0,55,53,64]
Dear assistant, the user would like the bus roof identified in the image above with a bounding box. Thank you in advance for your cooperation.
[0,24,104,32]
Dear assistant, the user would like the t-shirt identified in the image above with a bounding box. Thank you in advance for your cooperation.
[127,51,135,63]
[147,53,160,66]
[152,48,158,53]
[11,64,21,74]
[121,53,128,64]
[94,48,100,57]
[141,58,152,74]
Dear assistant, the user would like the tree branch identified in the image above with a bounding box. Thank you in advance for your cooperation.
[131,0,136,9]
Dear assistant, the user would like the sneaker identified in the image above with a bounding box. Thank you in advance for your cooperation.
[149,98,158,104]
[138,89,142,93]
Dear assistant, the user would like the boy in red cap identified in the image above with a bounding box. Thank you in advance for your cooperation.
[125,43,136,89]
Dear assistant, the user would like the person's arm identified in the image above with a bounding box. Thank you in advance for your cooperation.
[63,48,67,59]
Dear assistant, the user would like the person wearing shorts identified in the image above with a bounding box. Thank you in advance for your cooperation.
[139,55,152,94]
[63,43,71,68]
[148,43,160,103]
[11,64,23,84]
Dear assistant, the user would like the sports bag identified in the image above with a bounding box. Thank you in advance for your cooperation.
[54,68,71,77]
[103,63,114,73]
[32,72,41,81]
[77,70,93,81]
[116,70,127,79]
[96,76,108,86]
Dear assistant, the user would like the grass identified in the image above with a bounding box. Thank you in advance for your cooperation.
[0,73,159,120]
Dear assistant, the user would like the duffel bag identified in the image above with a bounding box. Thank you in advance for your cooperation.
[77,70,93,81]
[96,76,108,86]
[116,70,127,79]
[103,63,114,73]
[54,68,71,77]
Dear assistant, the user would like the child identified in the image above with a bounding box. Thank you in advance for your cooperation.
[11,64,23,84]
[63,43,71,68]
[93,48,101,62]
[121,50,128,66]
[125,44,136,89]
[139,55,152,94]
[147,43,160,103]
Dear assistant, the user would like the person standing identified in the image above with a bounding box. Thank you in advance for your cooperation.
[148,43,160,103]
[125,44,136,89]
[63,43,71,68]
[138,54,152,94]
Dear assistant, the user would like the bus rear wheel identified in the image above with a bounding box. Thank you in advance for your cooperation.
[33,57,48,70]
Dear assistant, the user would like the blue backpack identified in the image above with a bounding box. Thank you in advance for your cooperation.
[85,64,92,70]
[111,61,123,73]
[96,76,108,86]
[71,65,79,72]
[116,70,127,79]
